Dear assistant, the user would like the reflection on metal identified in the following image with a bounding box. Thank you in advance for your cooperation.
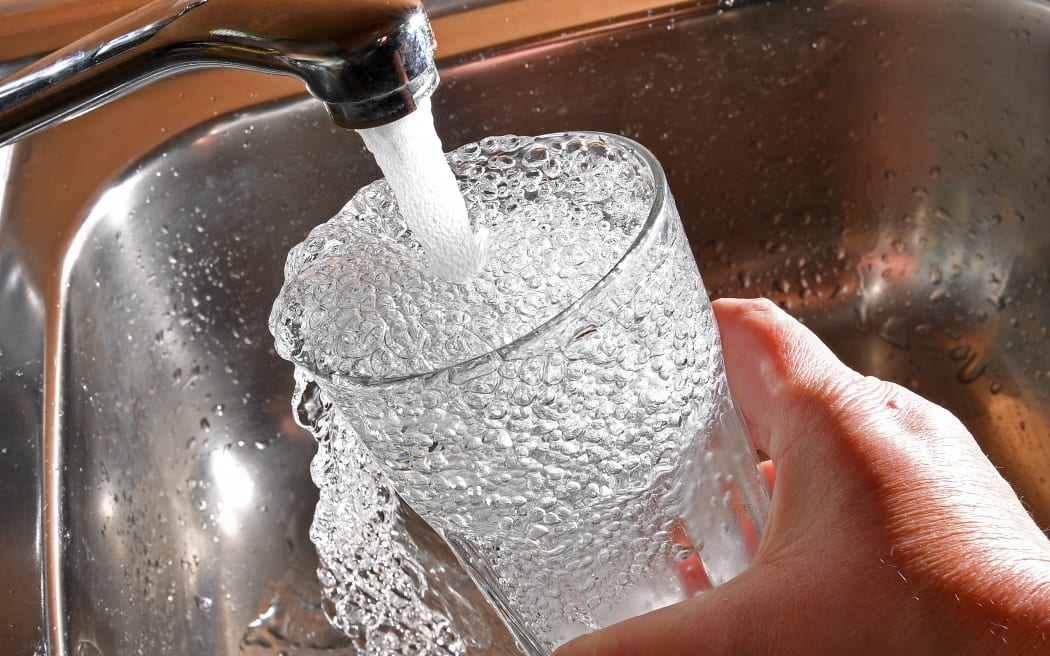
[0,0,438,145]
[0,0,724,62]
[0,145,12,212]
[429,0,724,57]
[3,0,1050,653]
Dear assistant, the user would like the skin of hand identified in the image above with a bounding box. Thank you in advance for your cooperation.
[554,297,1050,656]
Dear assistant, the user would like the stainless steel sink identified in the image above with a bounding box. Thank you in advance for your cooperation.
[3,0,1050,653]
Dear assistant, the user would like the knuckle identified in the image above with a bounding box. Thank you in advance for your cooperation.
[723,296,785,332]
[831,374,971,445]
[740,296,781,314]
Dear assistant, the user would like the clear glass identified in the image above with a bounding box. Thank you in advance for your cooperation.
[271,132,770,653]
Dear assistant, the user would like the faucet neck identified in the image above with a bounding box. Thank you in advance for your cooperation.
[0,0,438,146]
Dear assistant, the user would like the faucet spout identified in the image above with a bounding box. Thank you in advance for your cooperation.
[0,0,438,146]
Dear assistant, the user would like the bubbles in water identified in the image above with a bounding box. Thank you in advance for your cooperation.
[290,373,468,656]
[271,134,763,645]
[271,134,653,383]
[75,641,103,656]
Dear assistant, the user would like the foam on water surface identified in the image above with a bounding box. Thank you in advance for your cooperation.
[271,134,654,383]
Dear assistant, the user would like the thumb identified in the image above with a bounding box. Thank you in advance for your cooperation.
[712,296,867,464]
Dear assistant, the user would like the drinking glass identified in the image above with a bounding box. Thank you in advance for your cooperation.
[272,132,770,653]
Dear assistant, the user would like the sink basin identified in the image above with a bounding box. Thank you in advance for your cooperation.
[3,0,1050,653]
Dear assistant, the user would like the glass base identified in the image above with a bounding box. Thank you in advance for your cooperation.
[444,531,552,656]
[441,398,769,656]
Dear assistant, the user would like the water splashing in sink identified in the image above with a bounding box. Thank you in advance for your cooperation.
[289,371,476,655]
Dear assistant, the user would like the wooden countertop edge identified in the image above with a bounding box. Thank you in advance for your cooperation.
[0,0,698,62]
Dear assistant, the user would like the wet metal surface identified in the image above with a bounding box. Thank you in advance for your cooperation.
[3,0,1050,653]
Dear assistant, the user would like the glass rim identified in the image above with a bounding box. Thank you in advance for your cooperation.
[318,130,670,391]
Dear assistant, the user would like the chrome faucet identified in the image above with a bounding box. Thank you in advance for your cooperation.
[0,0,438,147]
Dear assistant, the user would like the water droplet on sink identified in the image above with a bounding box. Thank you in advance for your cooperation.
[200,417,211,431]
[957,352,987,384]
[853,304,871,333]
[877,316,911,349]
[240,577,355,655]
[75,640,103,656]
[194,595,213,611]
[948,344,971,361]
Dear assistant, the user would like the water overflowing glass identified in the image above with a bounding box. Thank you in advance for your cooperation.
[290,367,515,655]
[270,132,769,652]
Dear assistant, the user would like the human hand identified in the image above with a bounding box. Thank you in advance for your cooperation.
[554,298,1050,656]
